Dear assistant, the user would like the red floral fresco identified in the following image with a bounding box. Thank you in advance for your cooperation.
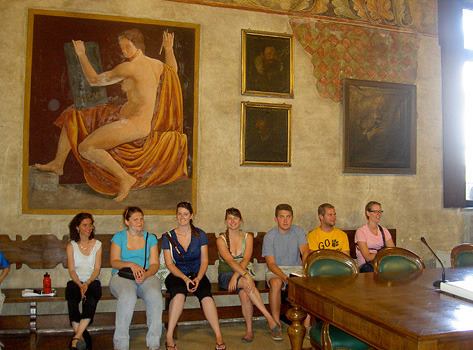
[167,0,438,35]
[290,18,420,102]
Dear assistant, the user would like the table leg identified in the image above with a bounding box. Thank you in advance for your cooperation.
[286,303,306,350]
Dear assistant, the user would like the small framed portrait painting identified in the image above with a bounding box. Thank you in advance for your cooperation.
[343,79,417,174]
[242,29,293,98]
[240,101,291,166]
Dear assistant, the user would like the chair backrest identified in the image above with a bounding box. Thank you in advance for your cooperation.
[373,247,425,274]
[303,250,359,277]
[451,243,473,267]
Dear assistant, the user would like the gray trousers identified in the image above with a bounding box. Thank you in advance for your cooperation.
[109,274,163,349]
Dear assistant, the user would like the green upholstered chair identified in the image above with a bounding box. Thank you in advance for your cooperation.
[373,247,425,274]
[303,250,372,350]
[451,243,473,267]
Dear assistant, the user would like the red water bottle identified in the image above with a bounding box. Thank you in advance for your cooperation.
[43,272,51,294]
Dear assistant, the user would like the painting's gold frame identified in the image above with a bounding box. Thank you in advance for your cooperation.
[240,101,292,166]
[242,29,294,98]
[343,78,417,174]
[22,9,200,215]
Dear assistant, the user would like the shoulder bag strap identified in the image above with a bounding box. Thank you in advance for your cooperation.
[378,225,386,248]
[143,232,148,269]
[164,231,185,259]
[164,231,196,274]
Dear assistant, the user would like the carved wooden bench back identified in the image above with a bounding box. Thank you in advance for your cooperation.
[0,229,396,269]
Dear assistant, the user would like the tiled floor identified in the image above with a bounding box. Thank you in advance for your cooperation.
[0,320,313,349]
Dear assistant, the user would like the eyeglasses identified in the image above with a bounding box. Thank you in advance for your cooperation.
[369,210,383,214]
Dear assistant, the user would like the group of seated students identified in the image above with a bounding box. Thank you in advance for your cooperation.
[0,200,394,350]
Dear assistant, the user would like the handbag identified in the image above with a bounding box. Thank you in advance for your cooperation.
[118,232,148,280]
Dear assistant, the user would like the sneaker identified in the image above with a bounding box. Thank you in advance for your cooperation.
[271,326,283,341]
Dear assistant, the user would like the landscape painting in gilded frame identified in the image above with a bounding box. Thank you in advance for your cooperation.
[343,79,416,174]
[23,9,199,214]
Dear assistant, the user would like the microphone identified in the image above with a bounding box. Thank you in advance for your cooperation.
[420,237,447,288]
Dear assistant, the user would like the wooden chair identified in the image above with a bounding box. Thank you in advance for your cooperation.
[303,249,359,277]
[304,250,371,350]
[373,247,425,274]
[451,243,473,267]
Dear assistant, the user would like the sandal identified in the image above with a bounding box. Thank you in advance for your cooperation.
[241,336,253,343]
[83,329,92,350]
[215,342,226,350]
[69,337,85,350]
[166,343,178,350]
[241,332,253,343]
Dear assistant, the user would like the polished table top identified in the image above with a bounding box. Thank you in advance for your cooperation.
[288,267,473,350]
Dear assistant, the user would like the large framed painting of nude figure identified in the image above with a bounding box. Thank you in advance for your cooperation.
[22,9,200,214]
[242,30,293,98]
[343,79,416,174]
[240,101,291,167]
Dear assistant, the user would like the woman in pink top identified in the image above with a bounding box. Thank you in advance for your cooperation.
[355,201,395,272]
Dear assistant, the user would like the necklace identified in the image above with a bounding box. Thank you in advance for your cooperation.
[176,228,191,236]
[79,241,90,250]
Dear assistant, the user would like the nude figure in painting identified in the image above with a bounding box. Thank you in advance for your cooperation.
[35,29,187,202]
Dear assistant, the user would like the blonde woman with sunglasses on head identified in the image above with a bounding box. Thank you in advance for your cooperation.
[217,208,280,343]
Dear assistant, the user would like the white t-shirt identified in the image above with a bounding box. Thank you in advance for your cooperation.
[71,240,102,282]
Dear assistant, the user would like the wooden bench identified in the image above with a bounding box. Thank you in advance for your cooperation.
[0,232,273,337]
[0,229,396,337]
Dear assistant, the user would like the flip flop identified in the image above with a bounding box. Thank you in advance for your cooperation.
[215,342,226,350]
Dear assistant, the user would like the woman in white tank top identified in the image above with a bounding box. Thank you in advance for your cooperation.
[65,213,102,350]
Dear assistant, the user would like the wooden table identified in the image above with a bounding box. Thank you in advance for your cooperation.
[286,267,473,350]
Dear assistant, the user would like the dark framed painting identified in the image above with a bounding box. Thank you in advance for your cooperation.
[240,101,291,166]
[22,9,200,214]
[242,29,293,98]
[343,79,417,174]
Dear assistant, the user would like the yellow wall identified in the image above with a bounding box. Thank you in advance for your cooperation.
[0,0,463,288]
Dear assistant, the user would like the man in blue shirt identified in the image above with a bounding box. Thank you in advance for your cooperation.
[262,204,309,341]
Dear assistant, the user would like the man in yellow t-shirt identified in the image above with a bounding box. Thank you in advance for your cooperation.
[307,203,350,256]
[304,203,351,334]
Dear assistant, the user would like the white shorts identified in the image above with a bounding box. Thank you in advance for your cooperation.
[265,266,303,289]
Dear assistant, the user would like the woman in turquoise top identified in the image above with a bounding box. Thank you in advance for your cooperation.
[109,207,161,350]
[216,207,279,343]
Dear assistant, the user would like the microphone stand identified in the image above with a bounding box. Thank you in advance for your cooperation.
[420,237,447,288]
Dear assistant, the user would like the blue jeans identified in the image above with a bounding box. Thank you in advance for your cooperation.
[109,274,163,349]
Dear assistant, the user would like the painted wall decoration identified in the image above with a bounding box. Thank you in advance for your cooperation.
[290,18,420,102]
[23,9,199,214]
[167,0,438,34]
